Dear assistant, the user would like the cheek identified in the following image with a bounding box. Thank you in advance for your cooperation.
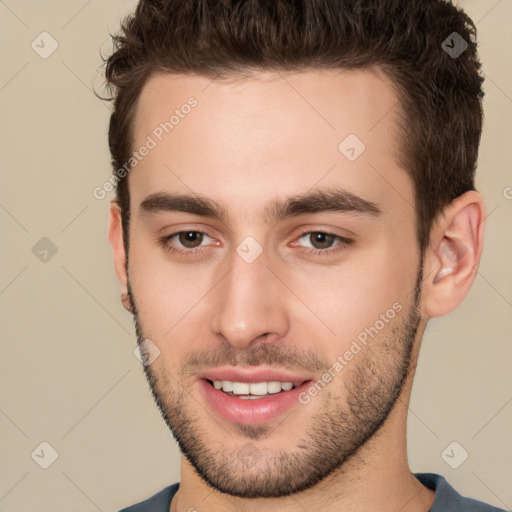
[128,235,220,347]
[289,239,418,346]
[128,236,183,337]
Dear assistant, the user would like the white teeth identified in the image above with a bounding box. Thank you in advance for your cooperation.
[212,380,298,396]
[267,381,283,394]
[249,382,268,395]
[221,380,233,392]
[232,382,250,395]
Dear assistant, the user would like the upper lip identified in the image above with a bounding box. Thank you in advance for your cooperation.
[198,367,314,385]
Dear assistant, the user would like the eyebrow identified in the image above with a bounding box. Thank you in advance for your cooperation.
[139,187,381,226]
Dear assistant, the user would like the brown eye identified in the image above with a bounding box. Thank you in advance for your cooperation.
[308,232,337,249]
[294,230,354,256]
[159,229,214,255]
[178,231,204,248]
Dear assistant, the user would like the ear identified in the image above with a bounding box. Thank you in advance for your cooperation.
[421,191,485,318]
[108,200,133,313]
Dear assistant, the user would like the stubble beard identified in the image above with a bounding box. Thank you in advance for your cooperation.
[127,269,422,498]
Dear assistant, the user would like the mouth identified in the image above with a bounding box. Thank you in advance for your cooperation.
[205,378,307,398]
[200,377,313,425]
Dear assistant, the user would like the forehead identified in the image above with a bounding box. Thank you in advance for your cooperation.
[129,68,412,223]
[133,68,401,147]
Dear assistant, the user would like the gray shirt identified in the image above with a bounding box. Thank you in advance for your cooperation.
[119,472,508,511]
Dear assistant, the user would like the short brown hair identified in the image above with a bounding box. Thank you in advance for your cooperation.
[104,0,484,254]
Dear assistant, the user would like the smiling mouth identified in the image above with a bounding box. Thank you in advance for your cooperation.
[205,378,310,399]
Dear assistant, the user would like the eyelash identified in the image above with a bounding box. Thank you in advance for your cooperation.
[158,229,354,258]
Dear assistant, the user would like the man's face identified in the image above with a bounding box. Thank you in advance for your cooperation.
[123,69,423,497]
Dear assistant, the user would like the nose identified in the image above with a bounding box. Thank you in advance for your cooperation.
[209,249,290,350]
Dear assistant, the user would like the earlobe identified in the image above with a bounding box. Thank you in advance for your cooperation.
[121,292,134,313]
[422,191,485,318]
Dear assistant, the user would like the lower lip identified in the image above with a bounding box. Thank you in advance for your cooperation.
[200,379,312,426]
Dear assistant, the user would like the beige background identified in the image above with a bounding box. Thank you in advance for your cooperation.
[0,1,510,511]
